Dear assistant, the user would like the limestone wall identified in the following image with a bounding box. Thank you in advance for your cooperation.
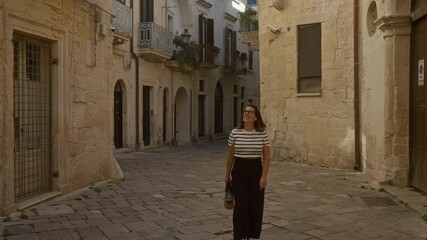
[0,0,122,214]
[359,0,411,185]
[259,0,355,169]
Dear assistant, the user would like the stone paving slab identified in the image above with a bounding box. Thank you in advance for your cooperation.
[1,140,427,239]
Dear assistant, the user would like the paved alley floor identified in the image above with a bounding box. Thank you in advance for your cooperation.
[1,140,427,240]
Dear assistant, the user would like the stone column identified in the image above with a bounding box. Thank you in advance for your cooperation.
[375,15,411,185]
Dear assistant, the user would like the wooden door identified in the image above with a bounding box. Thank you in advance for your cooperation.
[410,15,427,193]
[143,86,151,146]
[215,83,223,134]
[114,84,123,149]
[198,95,205,137]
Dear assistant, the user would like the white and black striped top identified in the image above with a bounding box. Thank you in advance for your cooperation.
[228,128,270,158]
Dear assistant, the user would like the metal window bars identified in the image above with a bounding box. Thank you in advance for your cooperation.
[13,34,52,202]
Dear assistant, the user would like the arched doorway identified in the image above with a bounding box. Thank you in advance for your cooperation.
[114,82,124,148]
[215,82,224,133]
[175,87,190,143]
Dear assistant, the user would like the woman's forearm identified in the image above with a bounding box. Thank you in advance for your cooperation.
[261,146,271,178]
[225,146,235,182]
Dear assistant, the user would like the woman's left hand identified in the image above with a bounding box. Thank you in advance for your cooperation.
[259,176,267,189]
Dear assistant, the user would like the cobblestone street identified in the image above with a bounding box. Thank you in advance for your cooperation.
[1,140,427,239]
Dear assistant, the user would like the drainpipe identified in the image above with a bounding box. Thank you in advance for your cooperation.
[354,0,361,170]
[131,0,140,150]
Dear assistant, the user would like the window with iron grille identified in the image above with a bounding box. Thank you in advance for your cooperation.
[13,34,52,201]
[297,23,321,93]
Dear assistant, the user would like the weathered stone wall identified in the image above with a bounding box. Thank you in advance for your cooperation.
[359,0,411,185]
[259,0,355,169]
[0,0,122,214]
[259,0,412,186]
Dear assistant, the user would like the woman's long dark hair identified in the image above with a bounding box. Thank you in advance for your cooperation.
[237,104,266,131]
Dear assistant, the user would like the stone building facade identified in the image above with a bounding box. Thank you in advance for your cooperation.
[0,0,260,214]
[0,0,123,214]
[112,0,260,150]
[259,0,426,192]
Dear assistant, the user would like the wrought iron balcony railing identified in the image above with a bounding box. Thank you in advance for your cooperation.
[138,22,174,59]
[239,14,258,32]
[112,0,132,38]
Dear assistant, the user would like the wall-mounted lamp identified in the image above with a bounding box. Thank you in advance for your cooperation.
[267,25,281,34]
[181,29,191,44]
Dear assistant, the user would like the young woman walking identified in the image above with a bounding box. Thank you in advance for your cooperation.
[225,104,271,240]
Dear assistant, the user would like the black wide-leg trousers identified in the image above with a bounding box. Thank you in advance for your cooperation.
[231,157,265,240]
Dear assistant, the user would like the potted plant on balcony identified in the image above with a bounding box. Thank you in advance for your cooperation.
[239,8,258,32]
[171,42,199,72]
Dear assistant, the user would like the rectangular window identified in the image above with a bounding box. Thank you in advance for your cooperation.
[199,80,204,91]
[233,84,238,94]
[116,0,126,4]
[297,23,321,93]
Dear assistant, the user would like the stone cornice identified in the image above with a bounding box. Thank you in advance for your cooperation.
[374,15,411,31]
[196,0,213,9]
[224,12,238,22]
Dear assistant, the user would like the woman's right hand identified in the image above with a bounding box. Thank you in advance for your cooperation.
[224,176,231,183]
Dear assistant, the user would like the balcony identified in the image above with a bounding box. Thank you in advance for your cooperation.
[239,9,259,51]
[138,22,174,62]
[199,44,219,69]
[112,0,132,45]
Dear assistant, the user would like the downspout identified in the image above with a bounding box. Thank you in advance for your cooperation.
[171,70,177,146]
[354,0,361,170]
[131,0,140,150]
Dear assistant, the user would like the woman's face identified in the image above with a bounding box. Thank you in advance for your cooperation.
[243,106,257,123]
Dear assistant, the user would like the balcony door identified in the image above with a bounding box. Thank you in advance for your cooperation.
[224,28,237,69]
[140,0,153,22]
[199,14,214,63]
